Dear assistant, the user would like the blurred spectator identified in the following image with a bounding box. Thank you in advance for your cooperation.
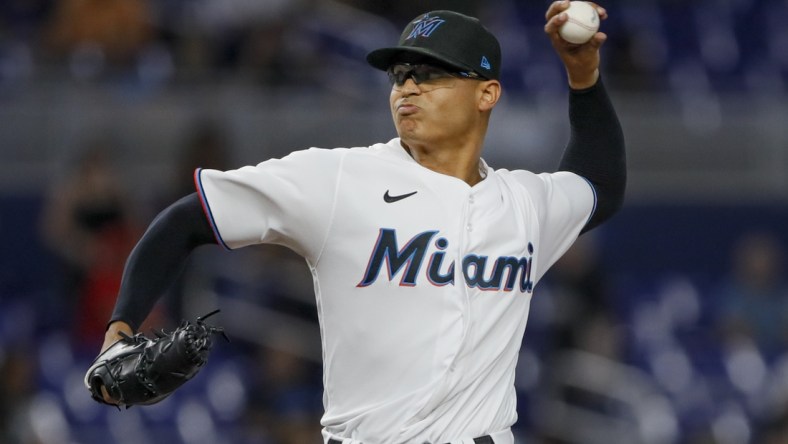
[42,0,155,79]
[538,234,620,357]
[714,231,788,359]
[338,0,481,23]
[755,410,788,444]
[0,0,52,89]
[528,349,678,444]
[525,235,644,443]
[39,135,144,351]
[156,0,315,85]
[243,345,323,444]
[235,17,318,86]
[171,118,233,200]
[0,0,52,43]
[0,348,37,444]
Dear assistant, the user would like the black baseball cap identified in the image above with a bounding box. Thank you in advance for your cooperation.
[367,10,501,80]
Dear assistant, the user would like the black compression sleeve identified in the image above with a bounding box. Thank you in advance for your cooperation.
[558,78,626,233]
[109,193,217,331]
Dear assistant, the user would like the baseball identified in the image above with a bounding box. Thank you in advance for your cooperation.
[559,1,600,44]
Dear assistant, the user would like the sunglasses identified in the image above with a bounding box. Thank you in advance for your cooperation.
[386,63,484,88]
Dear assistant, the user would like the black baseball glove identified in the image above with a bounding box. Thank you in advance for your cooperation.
[84,310,228,408]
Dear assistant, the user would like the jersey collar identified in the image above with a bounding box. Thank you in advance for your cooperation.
[389,137,492,182]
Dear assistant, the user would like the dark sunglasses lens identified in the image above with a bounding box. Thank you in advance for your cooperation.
[386,71,401,85]
[387,64,453,86]
[387,66,415,86]
[411,66,435,83]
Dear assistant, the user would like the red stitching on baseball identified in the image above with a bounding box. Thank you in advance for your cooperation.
[567,17,597,32]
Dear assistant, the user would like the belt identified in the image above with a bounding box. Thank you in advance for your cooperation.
[328,436,493,444]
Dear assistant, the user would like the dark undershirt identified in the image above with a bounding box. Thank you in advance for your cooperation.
[110,193,214,331]
[558,78,626,232]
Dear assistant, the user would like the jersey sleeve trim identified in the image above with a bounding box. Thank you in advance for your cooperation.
[194,168,230,250]
[577,174,598,227]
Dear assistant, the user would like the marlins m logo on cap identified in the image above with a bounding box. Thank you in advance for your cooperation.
[366,10,502,80]
[407,15,446,39]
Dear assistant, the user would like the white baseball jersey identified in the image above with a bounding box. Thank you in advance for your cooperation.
[195,138,595,444]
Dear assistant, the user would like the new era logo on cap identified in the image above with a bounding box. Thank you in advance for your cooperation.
[366,10,502,81]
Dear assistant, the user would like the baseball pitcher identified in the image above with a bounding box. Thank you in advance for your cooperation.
[87,2,625,443]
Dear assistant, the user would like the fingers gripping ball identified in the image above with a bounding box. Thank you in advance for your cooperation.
[559,1,600,44]
[84,310,228,407]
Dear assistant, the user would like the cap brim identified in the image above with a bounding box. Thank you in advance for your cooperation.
[366,47,476,74]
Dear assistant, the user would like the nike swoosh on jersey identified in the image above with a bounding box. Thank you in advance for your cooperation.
[383,190,418,203]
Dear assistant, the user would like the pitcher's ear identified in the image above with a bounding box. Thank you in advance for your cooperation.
[478,80,501,111]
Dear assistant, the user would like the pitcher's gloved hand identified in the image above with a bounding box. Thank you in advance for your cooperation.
[84,310,228,408]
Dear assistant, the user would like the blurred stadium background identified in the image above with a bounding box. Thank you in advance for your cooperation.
[1,0,788,443]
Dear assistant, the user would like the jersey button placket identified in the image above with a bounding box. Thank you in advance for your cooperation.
[449,190,474,381]
[466,194,475,232]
